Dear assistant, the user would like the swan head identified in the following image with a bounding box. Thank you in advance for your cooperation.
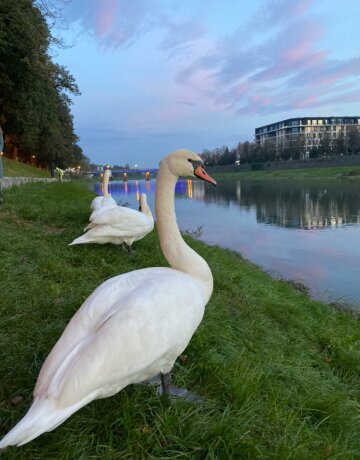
[138,193,147,212]
[163,149,217,186]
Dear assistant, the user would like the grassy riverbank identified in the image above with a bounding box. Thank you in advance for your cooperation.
[1,182,360,459]
[1,158,51,178]
[213,165,360,180]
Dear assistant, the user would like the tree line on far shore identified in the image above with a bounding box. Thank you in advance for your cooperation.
[0,0,89,171]
[200,128,360,166]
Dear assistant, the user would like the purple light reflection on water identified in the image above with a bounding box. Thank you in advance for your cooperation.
[90,178,360,309]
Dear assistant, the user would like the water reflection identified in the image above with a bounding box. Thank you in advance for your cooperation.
[177,179,360,230]
[89,178,360,307]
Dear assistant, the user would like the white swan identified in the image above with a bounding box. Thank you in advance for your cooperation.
[69,193,154,250]
[0,149,216,448]
[90,169,117,213]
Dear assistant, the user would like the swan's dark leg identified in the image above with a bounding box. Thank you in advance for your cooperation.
[160,372,172,395]
[157,372,202,403]
[121,243,134,253]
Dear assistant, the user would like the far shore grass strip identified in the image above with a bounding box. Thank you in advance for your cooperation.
[213,165,360,180]
[0,181,360,458]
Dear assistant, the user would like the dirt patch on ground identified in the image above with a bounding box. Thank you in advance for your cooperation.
[0,210,64,233]
[42,224,65,234]
[0,210,34,227]
[0,210,16,218]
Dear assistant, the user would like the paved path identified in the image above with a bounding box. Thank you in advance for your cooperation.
[0,177,57,189]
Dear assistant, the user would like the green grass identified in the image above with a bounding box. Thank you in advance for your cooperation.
[214,165,360,180]
[1,182,360,459]
[2,157,51,178]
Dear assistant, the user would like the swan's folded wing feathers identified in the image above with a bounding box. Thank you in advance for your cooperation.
[51,272,205,407]
[90,196,103,212]
[35,269,205,406]
[89,206,140,226]
[83,225,135,239]
[35,270,149,396]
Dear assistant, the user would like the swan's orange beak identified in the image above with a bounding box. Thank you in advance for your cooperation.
[194,166,217,186]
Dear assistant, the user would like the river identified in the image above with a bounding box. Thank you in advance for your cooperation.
[91,177,360,309]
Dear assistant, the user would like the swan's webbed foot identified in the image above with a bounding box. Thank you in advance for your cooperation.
[156,372,202,403]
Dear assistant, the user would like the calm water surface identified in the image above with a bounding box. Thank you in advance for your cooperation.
[92,178,360,309]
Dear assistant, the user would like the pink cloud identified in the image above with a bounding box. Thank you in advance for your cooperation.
[95,0,117,38]
[295,95,318,109]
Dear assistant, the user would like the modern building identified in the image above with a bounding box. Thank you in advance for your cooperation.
[255,116,360,153]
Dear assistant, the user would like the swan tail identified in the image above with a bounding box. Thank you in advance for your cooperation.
[0,399,75,448]
[68,235,90,245]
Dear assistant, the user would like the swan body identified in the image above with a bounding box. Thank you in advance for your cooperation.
[0,149,216,448]
[70,194,154,247]
[90,169,117,213]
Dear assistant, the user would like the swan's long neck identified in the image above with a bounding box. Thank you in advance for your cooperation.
[103,173,110,197]
[155,162,213,303]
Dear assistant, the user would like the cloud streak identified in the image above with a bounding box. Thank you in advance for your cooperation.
[62,0,206,53]
[174,0,360,116]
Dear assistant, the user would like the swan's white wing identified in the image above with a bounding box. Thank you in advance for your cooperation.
[89,206,143,225]
[34,268,205,408]
[90,196,117,213]
[88,207,154,239]
[90,196,103,212]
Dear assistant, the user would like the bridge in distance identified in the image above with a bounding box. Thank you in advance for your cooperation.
[89,169,159,175]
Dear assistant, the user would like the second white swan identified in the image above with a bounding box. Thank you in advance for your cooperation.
[70,193,154,249]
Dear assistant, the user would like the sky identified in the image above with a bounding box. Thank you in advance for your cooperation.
[53,0,360,168]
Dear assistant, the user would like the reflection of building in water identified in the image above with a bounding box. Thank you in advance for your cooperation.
[254,185,360,229]
[195,179,360,230]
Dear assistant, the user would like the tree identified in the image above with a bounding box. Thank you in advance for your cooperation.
[347,126,360,155]
[318,132,332,156]
[218,146,236,165]
[0,0,87,169]
[335,133,346,156]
